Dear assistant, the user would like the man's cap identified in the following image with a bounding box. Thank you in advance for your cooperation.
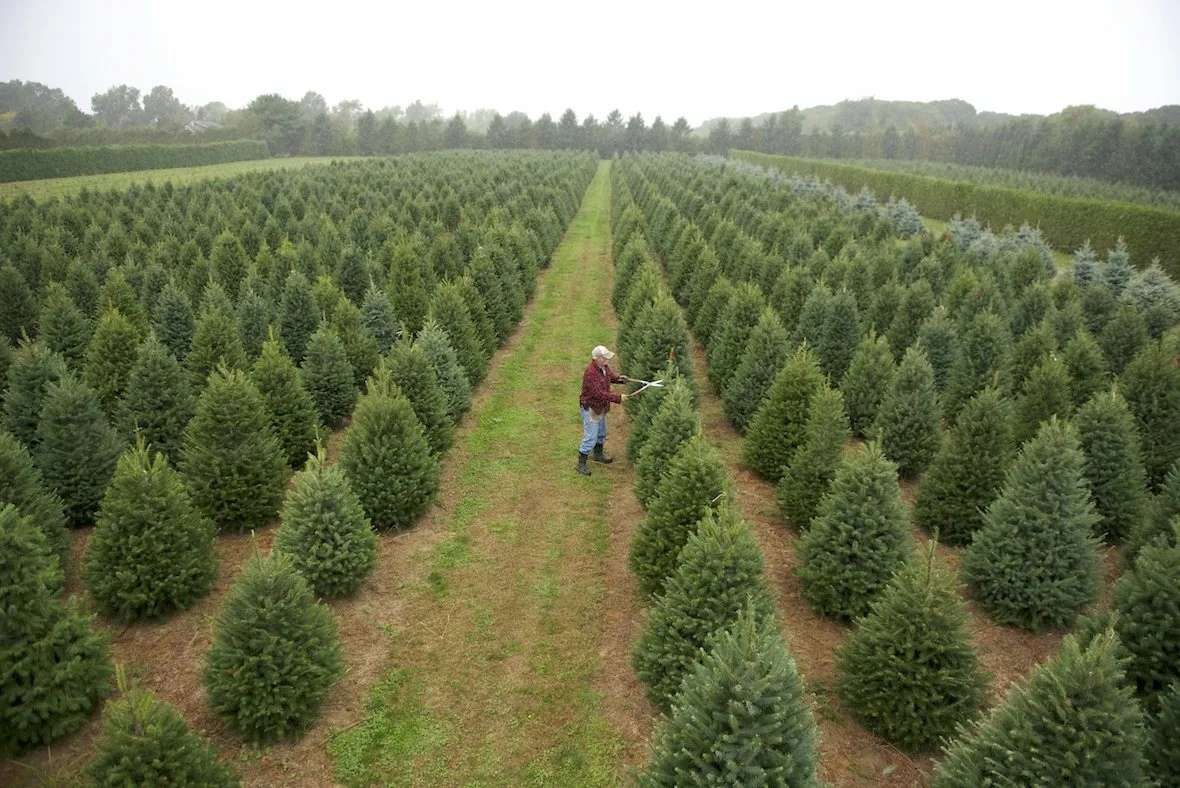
[591,345,615,360]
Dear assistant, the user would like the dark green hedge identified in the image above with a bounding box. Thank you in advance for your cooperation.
[735,151,1180,278]
[0,139,270,183]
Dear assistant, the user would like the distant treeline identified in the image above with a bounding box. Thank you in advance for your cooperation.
[735,151,1180,278]
[0,139,270,183]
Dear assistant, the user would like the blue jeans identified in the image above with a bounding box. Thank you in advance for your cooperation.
[579,407,607,454]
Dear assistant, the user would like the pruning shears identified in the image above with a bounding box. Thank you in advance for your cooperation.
[626,378,665,395]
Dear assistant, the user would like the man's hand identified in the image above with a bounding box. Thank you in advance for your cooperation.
[619,375,631,383]
[620,392,629,402]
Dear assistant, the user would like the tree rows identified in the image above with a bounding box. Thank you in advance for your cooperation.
[0,150,596,775]
[610,151,1179,784]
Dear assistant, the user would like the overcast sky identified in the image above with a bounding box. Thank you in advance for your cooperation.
[2,0,1178,126]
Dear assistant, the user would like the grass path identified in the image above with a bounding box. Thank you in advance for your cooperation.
[329,159,653,785]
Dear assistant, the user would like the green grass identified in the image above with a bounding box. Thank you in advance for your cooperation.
[0,157,355,201]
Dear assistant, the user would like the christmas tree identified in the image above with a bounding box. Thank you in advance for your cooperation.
[1075,389,1147,543]
[873,344,941,478]
[840,330,895,437]
[116,334,194,467]
[0,429,69,565]
[416,317,472,424]
[300,322,358,429]
[250,333,319,468]
[742,343,826,481]
[777,386,849,531]
[1113,531,1180,711]
[385,333,453,455]
[633,378,700,508]
[721,307,791,432]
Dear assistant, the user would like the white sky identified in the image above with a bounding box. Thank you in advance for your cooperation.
[2,0,1178,126]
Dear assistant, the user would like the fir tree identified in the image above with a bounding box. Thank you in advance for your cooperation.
[1147,682,1180,786]
[274,448,377,598]
[330,299,380,388]
[1012,352,1073,446]
[836,542,988,752]
[361,283,400,355]
[916,307,958,393]
[629,435,728,599]
[1125,460,1179,566]
[632,505,777,710]
[841,330,895,437]
[385,334,453,455]
[83,308,143,418]
[913,387,1013,546]
[625,360,681,463]
[300,322,357,429]
[1102,238,1134,296]
[1075,389,1147,543]
[943,310,1012,422]
[873,345,941,478]
[35,375,123,528]
[37,284,91,372]
[790,282,831,351]
[1121,339,1180,490]
[250,334,319,468]
[452,274,498,359]
[742,344,826,481]
[186,305,248,390]
[180,367,286,532]
[691,276,734,345]
[116,335,194,467]
[706,282,765,395]
[0,430,69,566]
[1060,328,1109,407]
[387,239,431,336]
[627,292,694,390]
[84,441,217,621]
[279,270,320,364]
[640,608,819,787]
[963,418,1102,631]
[338,368,439,530]
[887,280,936,359]
[1008,320,1056,392]
[151,279,196,362]
[768,265,812,337]
[1072,240,1098,287]
[722,307,791,433]
[933,631,1148,787]
[796,443,913,620]
[429,280,488,385]
[202,549,343,742]
[776,386,849,531]
[0,263,37,344]
[87,679,240,787]
[1113,532,1180,710]
[1,340,68,454]
[416,318,472,424]
[210,230,248,301]
[0,505,112,755]
[235,288,270,362]
[1099,303,1149,375]
[634,378,700,508]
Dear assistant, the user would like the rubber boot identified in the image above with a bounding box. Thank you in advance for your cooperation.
[575,452,591,476]
[591,443,613,463]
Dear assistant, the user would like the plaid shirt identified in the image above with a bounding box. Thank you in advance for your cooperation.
[579,361,622,414]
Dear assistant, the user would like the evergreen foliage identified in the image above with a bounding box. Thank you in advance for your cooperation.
[1008,320,1056,393]
[933,632,1148,787]
[428,281,488,385]
[37,284,91,372]
[151,279,196,362]
[639,608,819,787]
[1099,303,1149,375]
[690,276,734,345]
[385,334,453,455]
[1,340,68,452]
[943,310,1012,422]
[1060,328,1109,407]
[627,292,694,390]
[817,288,861,381]
[329,299,380,388]
[202,549,343,742]
[634,378,700,508]
[235,289,270,362]
[179,367,286,532]
[912,387,1013,546]
[873,344,940,477]
[360,283,400,355]
[629,435,728,599]
[962,418,1102,631]
[274,448,377,598]
[279,270,320,364]
[1112,533,1180,710]
[116,335,194,466]
[722,307,790,432]
[837,542,988,752]
[1075,389,1147,543]
[1126,460,1179,566]
[338,368,439,530]
[1147,682,1180,786]
[0,430,69,566]
[841,330,895,437]
[84,442,217,621]
[1120,338,1180,490]
[632,505,777,710]
[83,308,142,418]
[0,263,37,344]
[796,443,913,620]
[0,505,112,755]
[35,375,122,528]
[776,386,849,531]
[742,344,826,481]
[387,240,431,336]
[416,318,472,424]
[1012,352,1073,446]
[300,322,357,429]
[250,334,319,467]
[186,305,247,390]
[706,282,766,395]
[452,274,498,359]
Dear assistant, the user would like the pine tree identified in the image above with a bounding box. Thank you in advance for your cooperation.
[1147,682,1180,786]
[836,542,988,752]
[429,280,488,385]
[777,386,850,531]
[963,418,1102,631]
[1012,352,1073,446]
[887,280,936,359]
[722,307,791,433]
[1075,389,1147,543]
[274,448,377,598]
[943,310,1012,422]
[1099,303,1149,375]
[116,335,194,467]
[912,387,1014,546]
[1113,532,1180,710]
[1103,238,1134,295]
[742,344,826,481]
[339,369,439,530]
[706,282,766,394]
[627,292,694,389]
[691,276,734,346]
[151,279,196,362]
[625,360,681,463]
[300,322,357,429]
[387,239,432,337]
[279,270,320,364]
[1125,460,1179,567]
[1008,320,1056,392]
[632,505,777,710]
[186,305,248,390]
[1121,339,1180,490]
[385,334,453,455]
[0,430,69,567]
[416,318,472,424]
[0,505,112,755]
[1,340,68,455]
[202,549,343,742]
[640,608,819,787]
[0,263,37,344]
[629,435,728,598]
[873,344,941,478]
[361,283,400,355]
[841,330,895,437]
[796,443,913,620]
[84,441,216,621]
[250,334,319,468]
[452,274,498,359]
[933,631,1148,787]
[35,375,123,528]
[790,282,831,351]
[37,284,92,372]
[1060,328,1109,408]
[83,307,143,418]
[634,379,700,508]
[330,299,380,388]
[210,229,248,301]
[235,288,270,362]
[180,367,286,532]
[87,679,240,787]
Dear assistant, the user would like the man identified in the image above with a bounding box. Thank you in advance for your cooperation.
[576,345,630,476]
